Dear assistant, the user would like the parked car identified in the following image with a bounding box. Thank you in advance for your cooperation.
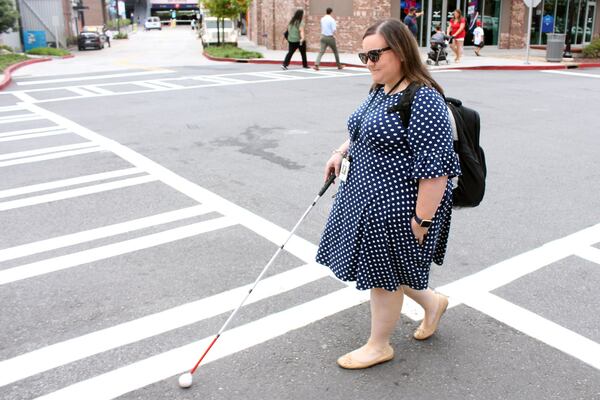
[77,31,104,50]
[200,17,237,45]
[145,17,162,31]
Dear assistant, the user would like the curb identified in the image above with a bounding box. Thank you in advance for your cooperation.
[0,57,51,90]
[204,51,600,71]
[203,51,362,68]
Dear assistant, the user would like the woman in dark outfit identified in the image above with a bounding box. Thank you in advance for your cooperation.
[316,18,461,369]
[281,10,308,70]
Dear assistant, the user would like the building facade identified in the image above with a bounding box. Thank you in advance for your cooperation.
[248,0,599,52]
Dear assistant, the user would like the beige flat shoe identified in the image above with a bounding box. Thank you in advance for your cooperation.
[336,346,394,370]
[413,293,449,340]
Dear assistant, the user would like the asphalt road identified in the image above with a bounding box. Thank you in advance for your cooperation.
[1,28,599,400]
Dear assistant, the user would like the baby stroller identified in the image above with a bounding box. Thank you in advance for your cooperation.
[426,37,450,66]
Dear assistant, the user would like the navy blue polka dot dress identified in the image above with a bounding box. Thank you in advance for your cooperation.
[316,85,461,291]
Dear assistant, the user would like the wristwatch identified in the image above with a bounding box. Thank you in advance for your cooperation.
[414,214,433,228]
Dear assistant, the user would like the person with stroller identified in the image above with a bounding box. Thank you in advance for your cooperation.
[427,24,450,65]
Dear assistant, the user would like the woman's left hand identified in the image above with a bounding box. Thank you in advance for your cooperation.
[411,217,428,245]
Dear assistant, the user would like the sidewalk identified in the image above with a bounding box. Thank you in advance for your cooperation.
[237,36,600,71]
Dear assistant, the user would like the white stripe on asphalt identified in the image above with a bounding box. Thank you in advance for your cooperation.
[0,174,157,211]
[0,115,41,124]
[0,105,24,112]
[462,292,600,371]
[0,113,32,121]
[133,81,170,91]
[0,129,70,142]
[0,142,97,161]
[0,204,211,262]
[15,70,176,86]
[67,87,99,97]
[147,80,184,89]
[34,287,370,400]
[0,216,236,285]
[574,246,600,265]
[83,86,113,95]
[542,70,600,79]
[0,146,102,168]
[0,167,141,199]
[0,125,64,138]
[0,262,332,387]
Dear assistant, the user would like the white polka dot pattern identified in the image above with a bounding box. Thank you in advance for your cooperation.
[316,86,461,291]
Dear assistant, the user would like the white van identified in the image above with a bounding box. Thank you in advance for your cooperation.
[201,17,237,45]
[145,17,162,31]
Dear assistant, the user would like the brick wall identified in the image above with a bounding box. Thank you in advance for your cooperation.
[82,0,106,27]
[499,0,527,49]
[249,0,393,54]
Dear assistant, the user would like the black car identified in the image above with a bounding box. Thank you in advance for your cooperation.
[77,31,104,50]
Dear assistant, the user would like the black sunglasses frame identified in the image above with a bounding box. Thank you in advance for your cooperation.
[358,47,392,64]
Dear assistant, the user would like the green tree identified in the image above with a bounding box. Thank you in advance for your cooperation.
[0,0,19,34]
[201,0,250,45]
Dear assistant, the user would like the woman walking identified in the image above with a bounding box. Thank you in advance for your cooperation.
[282,10,308,70]
[316,18,461,369]
[447,9,466,62]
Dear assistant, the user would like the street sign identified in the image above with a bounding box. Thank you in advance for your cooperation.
[523,0,542,7]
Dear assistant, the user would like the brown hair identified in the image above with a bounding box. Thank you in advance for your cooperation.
[452,9,462,21]
[363,19,444,95]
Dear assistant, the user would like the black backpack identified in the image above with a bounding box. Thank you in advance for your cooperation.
[387,83,486,208]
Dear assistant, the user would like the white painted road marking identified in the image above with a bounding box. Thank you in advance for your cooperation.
[542,70,600,79]
[0,174,157,211]
[0,146,102,168]
[0,167,141,199]
[34,287,370,400]
[0,125,64,138]
[0,204,211,262]
[0,216,237,285]
[0,262,332,387]
[0,142,97,161]
[15,69,176,86]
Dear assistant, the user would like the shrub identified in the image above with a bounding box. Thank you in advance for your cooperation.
[66,35,78,46]
[0,44,13,52]
[114,32,128,39]
[582,37,600,58]
[203,45,263,59]
[0,53,28,72]
[106,18,131,30]
[25,47,70,56]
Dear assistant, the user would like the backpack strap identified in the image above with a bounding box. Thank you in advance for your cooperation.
[386,82,421,129]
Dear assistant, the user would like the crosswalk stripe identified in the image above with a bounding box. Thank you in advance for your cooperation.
[83,86,113,95]
[15,70,176,86]
[34,287,369,400]
[0,262,331,387]
[0,128,70,142]
[462,292,600,371]
[0,115,41,124]
[0,142,97,161]
[0,146,102,168]
[0,126,64,138]
[67,87,99,97]
[541,70,600,79]
[0,216,236,285]
[0,174,157,211]
[0,167,142,199]
[0,204,210,262]
[574,246,600,264]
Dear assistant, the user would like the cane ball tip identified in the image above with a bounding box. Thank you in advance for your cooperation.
[178,372,193,388]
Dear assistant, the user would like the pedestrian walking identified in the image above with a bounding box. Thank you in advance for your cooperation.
[102,24,111,48]
[281,9,308,70]
[403,7,423,40]
[314,7,343,70]
[447,9,466,62]
[473,19,484,56]
[316,18,461,370]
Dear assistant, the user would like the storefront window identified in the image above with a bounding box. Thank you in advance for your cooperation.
[530,0,596,45]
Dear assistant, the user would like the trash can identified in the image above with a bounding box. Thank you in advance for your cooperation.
[546,33,566,62]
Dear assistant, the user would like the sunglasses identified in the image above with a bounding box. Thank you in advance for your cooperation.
[358,47,392,64]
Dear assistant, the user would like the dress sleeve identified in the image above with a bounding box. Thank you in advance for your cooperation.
[406,87,461,180]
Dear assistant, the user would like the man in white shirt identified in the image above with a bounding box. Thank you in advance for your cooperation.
[314,7,343,70]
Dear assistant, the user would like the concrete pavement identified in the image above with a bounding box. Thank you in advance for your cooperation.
[236,36,600,71]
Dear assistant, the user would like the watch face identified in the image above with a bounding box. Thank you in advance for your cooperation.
[420,220,433,228]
